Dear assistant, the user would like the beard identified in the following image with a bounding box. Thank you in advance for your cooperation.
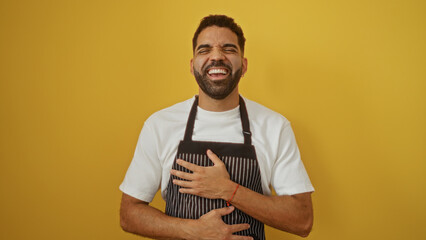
[193,61,242,100]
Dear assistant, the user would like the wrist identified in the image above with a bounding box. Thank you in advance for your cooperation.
[179,218,198,240]
[222,180,238,201]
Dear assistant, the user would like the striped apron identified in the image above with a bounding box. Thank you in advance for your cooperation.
[165,96,265,240]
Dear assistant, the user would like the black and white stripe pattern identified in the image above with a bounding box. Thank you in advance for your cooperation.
[165,153,265,240]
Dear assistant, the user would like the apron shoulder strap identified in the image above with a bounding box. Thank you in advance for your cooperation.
[239,95,252,145]
[183,95,253,145]
[183,96,199,142]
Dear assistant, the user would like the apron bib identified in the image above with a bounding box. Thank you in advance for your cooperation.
[165,96,265,240]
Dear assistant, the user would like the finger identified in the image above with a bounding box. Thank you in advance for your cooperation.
[207,149,224,166]
[170,169,195,180]
[173,179,193,188]
[230,235,253,240]
[179,188,198,195]
[176,159,200,172]
[229,223,251,233]
[213,206,235,216]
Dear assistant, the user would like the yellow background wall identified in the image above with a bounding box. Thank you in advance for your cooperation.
[1,0,425,239]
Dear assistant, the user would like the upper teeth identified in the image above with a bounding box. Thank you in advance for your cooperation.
[208,68,228,75]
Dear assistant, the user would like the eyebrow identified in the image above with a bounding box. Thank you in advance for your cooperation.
[196,44,211,51]
[196,43,239,51]
[222,44,238,49]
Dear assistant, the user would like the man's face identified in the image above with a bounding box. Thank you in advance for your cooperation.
[191,26,247,100]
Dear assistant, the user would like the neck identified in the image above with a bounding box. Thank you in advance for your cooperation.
[198,87,240,112]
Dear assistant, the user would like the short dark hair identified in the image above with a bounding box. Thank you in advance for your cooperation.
[192,15,246,54]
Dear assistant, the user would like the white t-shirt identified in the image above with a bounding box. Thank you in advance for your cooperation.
[120,96,314,203]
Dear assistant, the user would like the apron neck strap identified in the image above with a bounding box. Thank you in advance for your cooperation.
[239,95,252,145]
[183,95,252,145]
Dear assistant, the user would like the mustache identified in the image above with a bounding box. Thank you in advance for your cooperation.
[203,61,232,73]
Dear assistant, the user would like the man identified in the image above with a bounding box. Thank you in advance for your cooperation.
[120,15,314,240]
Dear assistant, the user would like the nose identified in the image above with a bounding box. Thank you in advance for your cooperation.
[210,48,225,61]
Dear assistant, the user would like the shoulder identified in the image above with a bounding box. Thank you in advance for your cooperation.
[243,97,290,128]
[144,97,195,128]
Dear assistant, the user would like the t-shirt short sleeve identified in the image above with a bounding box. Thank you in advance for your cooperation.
[119,122,162,202]
[271,122,314,196]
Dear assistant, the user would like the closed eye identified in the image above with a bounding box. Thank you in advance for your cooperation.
[196,44,211,54]
[198,49,210,54]
[223,48,237,53]
[222,43,239,53]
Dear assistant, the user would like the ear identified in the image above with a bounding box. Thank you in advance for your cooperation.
[242,57,248,77]
[190,58,194,76]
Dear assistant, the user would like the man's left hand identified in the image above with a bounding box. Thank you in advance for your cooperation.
[170,149,236,200]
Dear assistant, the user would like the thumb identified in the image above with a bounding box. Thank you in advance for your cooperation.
[214,206,235,216]
[207,149,223,166]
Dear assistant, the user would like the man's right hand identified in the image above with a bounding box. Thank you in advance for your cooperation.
[183,206,253,240]
[120,193,253,240]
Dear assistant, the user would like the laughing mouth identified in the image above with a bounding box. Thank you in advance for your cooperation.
[206,67,230,78]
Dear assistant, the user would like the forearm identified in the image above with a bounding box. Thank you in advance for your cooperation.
[225,183,313,237]
[120,194,193,240]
